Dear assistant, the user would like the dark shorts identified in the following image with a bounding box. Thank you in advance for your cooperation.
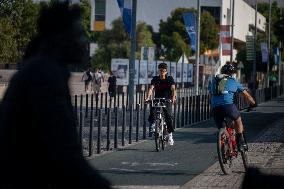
[212,104,240,129]
[84,80,90,86]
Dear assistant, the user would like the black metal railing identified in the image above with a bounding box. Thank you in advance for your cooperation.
[73,85,284,156]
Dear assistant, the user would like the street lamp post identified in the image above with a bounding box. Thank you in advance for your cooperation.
[195,0,201,95]
[129,0,137,109]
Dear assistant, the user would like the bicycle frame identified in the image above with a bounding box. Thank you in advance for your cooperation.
[147,98,170,151]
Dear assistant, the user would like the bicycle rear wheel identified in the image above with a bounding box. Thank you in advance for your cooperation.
[217,128,232,175]
[240,133,249,171]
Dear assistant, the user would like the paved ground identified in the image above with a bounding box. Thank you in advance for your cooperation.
[87,96,284,189]
[180,117,284,189]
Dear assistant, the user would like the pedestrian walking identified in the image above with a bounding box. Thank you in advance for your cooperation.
[93,68,103,100]
[82,68,93,92]
[108,70,116,98]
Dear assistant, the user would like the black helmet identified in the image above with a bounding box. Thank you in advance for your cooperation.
[158,63,167,69]
[221,64,237,75]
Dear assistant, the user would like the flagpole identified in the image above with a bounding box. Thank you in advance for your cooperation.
[230,0,235,63]
[252,0,257,96]
[195,0,201,95]
[267,0,271,87]
[129,0,137,109]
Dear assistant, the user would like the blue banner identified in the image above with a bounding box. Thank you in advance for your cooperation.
[273,47,280,65]
[183,12,197,53]
[117,0,132,36]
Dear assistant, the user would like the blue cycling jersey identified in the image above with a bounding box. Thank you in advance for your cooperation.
[209,76,244,108]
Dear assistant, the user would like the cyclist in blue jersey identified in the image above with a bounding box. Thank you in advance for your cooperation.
[209,63,256,150]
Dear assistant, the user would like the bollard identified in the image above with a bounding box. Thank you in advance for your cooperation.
[136,104,140,142]
[106,108,111,151]
[122,105,126,146]
[97,109,102,154]
[88,94,94,156]
[114,107,118,149]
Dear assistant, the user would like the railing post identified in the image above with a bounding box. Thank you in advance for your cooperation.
[85,93,88,118]
[105,92,108,114]
[122,105,126,146]
[189,96,192,125]
[114,107,118,149]
[136,104,140,142]
[97,109,102,154]
[181,97,185,127]
[79,94,83,147]
[106,108,111,151]
[143,103,147,139]
[129,105,133,144]
[88,94,94,156]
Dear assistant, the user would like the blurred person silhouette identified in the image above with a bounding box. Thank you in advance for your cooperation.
[0,1,111,188]
[242,167,284,189]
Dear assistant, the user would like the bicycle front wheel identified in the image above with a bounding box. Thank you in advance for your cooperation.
[154,119,161,152]
[217,128,232,175]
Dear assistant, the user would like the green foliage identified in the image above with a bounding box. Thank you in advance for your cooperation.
[200,11,219,53]
[91,18,154,70]
[158,8,219,61]
[0,0,40,64]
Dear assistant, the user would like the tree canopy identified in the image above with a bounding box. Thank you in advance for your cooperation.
[91,18,154,70]
[158,8,219,61]
[0,0,40,64]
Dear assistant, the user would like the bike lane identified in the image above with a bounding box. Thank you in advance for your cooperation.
[87,96,284,189]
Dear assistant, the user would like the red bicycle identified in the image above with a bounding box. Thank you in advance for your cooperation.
[217,117,249,174]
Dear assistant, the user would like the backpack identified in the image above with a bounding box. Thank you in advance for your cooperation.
[213,74,228,96]
[94,73,102,85]
[86,71,92,82]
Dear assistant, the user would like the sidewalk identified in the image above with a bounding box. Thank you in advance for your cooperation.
[180,97,284,189]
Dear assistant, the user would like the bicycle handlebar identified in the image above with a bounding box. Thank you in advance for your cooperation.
[145,98,172,104]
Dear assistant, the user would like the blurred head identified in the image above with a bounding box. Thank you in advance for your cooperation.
[158,63,167,77]
[221,63,237,75]
[36,1,88,65]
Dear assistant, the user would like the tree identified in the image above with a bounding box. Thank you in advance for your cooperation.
[0,0,40,65]
[158,8,219,61]
[91,18,154,70]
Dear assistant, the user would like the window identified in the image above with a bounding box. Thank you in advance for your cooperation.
[95,0,106,21]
